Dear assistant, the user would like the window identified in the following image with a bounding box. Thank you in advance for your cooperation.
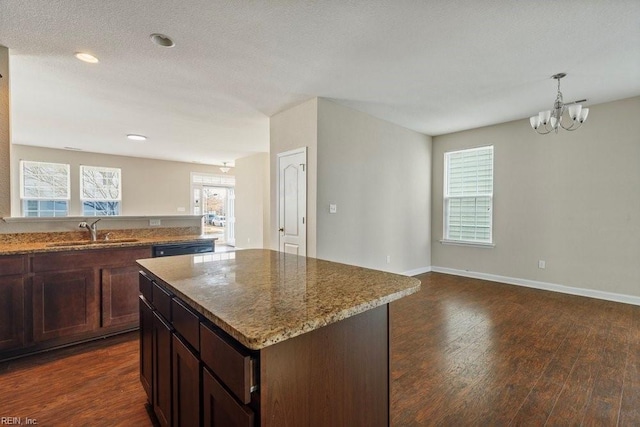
[443,146,494,245]
[20,161,70,217]
[80,165,121,216]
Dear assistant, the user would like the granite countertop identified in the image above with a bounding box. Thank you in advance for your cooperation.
[0,234,216,255]
[137,249,421,350]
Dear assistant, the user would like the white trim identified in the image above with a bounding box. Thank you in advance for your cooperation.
[431,266,640,307]
[1,215,203,223]
[402,266,432,276]
[440,239,495,248]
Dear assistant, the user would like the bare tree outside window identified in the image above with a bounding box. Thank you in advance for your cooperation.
[20,161,70,216]
[80,166,121,216]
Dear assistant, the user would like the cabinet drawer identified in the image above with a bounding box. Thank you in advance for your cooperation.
[152,282,172,321]
[203,366,254,427]
[139,272,153,302]
[0,255,26,276]
[171,298,200,352]
[200,323,256,404]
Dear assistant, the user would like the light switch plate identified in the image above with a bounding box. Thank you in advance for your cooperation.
[329,204,337,214]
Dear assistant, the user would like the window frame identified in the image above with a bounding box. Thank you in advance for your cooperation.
[442,145,495,247]
[19,160,71,217]
[80,165,122,216]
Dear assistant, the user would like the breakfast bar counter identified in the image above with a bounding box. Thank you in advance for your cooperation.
[137,249,420,426]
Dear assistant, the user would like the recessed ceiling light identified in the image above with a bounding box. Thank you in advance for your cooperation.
[150,33,175,48]
[74,52,99,63]
[127,134,147,141]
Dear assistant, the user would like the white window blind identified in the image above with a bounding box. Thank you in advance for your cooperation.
[192,173,235,186]
[20,161,70,200]
[80,166,121,201]
[444,146,494,244]
[80,166,122,216]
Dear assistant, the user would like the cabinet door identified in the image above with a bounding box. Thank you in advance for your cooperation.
[172,334,201,427]
[0,276,25,351]
[203,367,254,427]
[140,296,154,404]
[32,269,99,342]
[102,265,140,328]
[153,311,173,427]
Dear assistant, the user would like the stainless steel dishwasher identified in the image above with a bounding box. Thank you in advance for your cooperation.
[152,240,215,257]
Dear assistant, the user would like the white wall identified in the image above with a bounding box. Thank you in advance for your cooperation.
[10,144,226,217]
[316,99,431,273]
[431,96,640,298]
[269,98,318,256]
[235,152,269,249]
[0,46,10,217]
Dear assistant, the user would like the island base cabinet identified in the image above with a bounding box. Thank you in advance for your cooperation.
[139,296,154,403]
[153,311,173,427]
[172,334,201,427]
[203,367,254,427]
[260,305,389,427]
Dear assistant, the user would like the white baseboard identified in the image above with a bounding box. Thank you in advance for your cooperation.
[402,266,432,276]
[430,266,640,307]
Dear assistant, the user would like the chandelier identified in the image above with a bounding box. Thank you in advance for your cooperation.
[529,73,589,134]
[219,162,230,173]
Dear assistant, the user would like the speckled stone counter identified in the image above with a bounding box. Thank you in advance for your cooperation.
[0,227,214,255]
[137,249,421,350]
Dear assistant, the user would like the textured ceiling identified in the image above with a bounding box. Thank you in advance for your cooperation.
[1,1,639,166]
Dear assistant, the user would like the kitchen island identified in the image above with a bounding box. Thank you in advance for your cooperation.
[137,249,420,426]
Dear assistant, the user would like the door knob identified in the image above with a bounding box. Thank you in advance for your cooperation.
[279,227,284,232]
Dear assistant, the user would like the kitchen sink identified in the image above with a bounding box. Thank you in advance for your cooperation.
[46,238,140,247]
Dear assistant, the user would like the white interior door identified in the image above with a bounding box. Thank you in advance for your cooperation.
[278,148,307,255]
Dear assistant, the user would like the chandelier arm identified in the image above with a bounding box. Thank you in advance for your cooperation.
[534,125,552,135]
[561,121,583,131]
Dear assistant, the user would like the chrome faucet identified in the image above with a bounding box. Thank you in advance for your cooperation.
[79,218,101,241]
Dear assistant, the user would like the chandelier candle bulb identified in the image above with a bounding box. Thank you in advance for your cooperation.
[568,104,582,120]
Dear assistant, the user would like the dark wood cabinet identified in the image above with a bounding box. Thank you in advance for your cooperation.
[32,269,99,342]
[1,246,152,361]
[140,296,154,403]
[172,334,201,427]
[0,276,25,351]
[141,272,258,427]
[153,310,173,427]
[102,265,141,328]
[203,367,254,427]
[0,255,27,352]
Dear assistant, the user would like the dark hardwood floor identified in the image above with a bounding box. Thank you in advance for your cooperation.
[391,273,640,426]
[1,272,638,426]
[0,332,154,427]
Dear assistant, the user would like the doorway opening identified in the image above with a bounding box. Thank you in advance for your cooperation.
[192,173,235,246]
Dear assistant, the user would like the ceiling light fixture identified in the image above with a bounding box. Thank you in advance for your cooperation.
[150,33,175,48]
[127,134,147,141]
[529,73,589,135]
[74,52,99,64]
[220,162,230,174]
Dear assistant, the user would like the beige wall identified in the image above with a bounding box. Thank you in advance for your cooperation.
[316,99,431,273]
[431,96,640,297]
[269,98,318,256]
[235,152,269,249]
[11,144,224,217]
[0,46,10,217]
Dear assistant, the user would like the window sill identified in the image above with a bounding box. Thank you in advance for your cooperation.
[440,239,495,248]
